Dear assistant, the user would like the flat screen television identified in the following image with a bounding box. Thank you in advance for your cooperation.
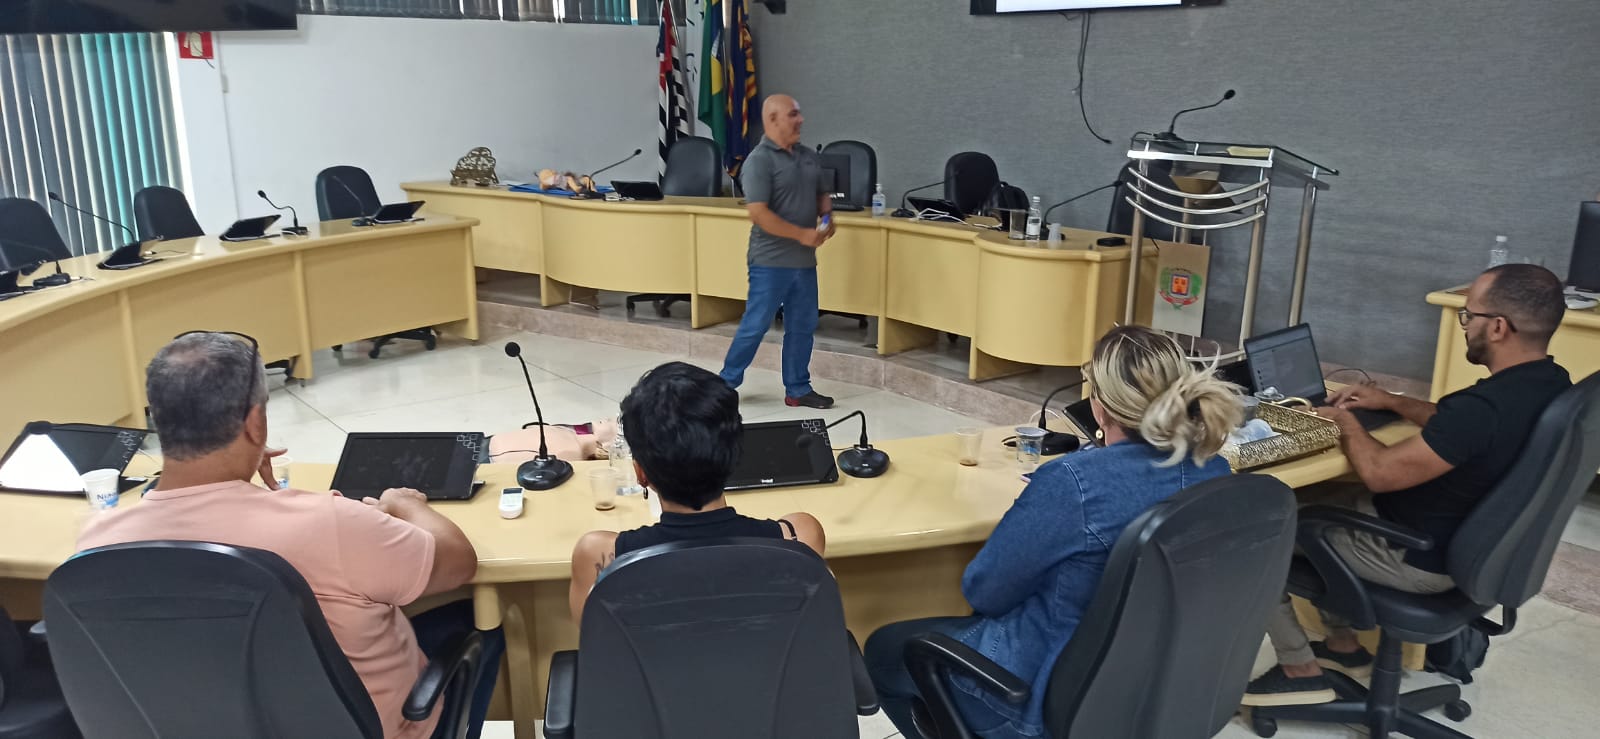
[0,0,298,35]
[972,0,1218,12]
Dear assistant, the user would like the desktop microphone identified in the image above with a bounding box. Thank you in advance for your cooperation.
[504,341,574,490]
[258,190,308,235]
[7,239,71,287]
[328,175,376,226]
[892,178,949,218]
[570,148,643,199]
[824,410,890,478]
[1157,89,1236,141]
[47,191,145,285]
[1038,380,1087,456]
[1042,182,1119,223]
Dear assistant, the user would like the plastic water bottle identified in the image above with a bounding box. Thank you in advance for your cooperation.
[1025,196,1043,243]
[871,183,887,217]
[1488,235,1509,268]
[610,425,645,495]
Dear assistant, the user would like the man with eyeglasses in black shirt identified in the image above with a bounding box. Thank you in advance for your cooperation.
[1244,264,1572,707]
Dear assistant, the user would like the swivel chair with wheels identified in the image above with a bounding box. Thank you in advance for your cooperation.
[133,186,205,241]
[544,537,878,738]
[315,166,438,358]
[45,541,486,739]
[0,198,72,271]
[627,137,721,319]
[1251,371,1600,738]
[903,474,1297,739]
[943,152,1000,217]
[0,607,78,739]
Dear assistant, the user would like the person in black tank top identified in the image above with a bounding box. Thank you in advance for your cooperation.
[567,362,826,625]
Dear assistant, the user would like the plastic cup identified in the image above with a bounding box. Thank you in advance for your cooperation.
[1047,223,1063,247]
[955,427,983,466]
[270,455,292,489]
[81,468,120,511]
[1015,426,1047,475]
[588,468,618,511]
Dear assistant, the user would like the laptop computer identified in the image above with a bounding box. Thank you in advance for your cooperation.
[370,200,425,224]
[0,422,148,496]
[1244,324,1401,431]
[330,432,486,501]
[610,180,665,201]
[724,419,839,492]
[219,214,281,242]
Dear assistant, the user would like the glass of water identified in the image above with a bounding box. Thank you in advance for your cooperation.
[1014,426,1046,475]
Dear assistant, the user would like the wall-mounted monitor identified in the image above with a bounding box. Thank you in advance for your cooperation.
[972,0,1219,13]
[0,0,298,35]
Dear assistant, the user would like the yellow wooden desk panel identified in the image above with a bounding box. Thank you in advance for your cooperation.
[0,294,134,434]
[541,207,693,294]
[125,253,301,370]
[404,185,541,274]
[693,213,753,299]
[817,223,886,316]
[302,227,474,348]
[1426,289,1600,399]
[885,228,980,336]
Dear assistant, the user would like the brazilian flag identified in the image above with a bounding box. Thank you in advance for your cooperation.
[697,0,727,159]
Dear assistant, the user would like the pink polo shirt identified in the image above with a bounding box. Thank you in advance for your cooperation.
[77,481,439,739]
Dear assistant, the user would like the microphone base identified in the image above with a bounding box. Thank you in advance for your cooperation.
[517,455,574,491]
[1151,131,1183,142]
[31,272,71,288]
[351,217,375,227]
[890,208,916,218]
[837,446,890,478]
[282,226,309,236]
[1040,431,1081,456]
[568,191,603,200]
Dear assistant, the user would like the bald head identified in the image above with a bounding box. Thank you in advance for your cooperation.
[762,94,804,149]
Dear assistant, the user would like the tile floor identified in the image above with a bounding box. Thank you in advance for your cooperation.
[264,325,1600,739]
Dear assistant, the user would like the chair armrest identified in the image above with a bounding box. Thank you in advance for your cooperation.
[27,620,46,643]
[403,629,485,722]
[543,651,578,739]
[847,630,880,716]
[1475,606,1516,637]
[1294,505,1434,631]
[904,632,1030,739]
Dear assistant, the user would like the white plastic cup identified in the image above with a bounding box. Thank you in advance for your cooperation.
[1015,426,1047,475]
[1046,223,1062,247]
[955,427,983,466]
[81,468,120,511]
[588,468,618,511]
[270,456,292,489]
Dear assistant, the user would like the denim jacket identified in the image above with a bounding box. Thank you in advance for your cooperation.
[950,440,1231,735]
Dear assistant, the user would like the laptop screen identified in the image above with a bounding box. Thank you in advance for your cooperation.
[1245,324,1326,404]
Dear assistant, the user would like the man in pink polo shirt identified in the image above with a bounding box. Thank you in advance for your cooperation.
[77,332,499,739]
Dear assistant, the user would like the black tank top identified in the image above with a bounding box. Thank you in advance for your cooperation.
[614,506,793,556]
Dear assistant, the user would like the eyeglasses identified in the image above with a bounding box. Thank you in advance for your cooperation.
[172,330,262,419]
[1456,308,1517,332]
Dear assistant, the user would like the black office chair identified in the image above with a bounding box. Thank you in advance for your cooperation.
[1105,162,1183,243]
[0,607,79,739]
[812,139,880,330]
[1252,371,1600,738]
[0,198,72,271]
[315,165,438,358]
[904,474,1298,739]
[627,137,721,318]
[43,541,485,739]
[543,537,878,739]
[944,152,1000,217]
[133,185,204,241]
[985,181,1030,232]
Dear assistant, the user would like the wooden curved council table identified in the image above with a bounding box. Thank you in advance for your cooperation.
[0,422,1416,738]
[0,216,480,438]
[403,182,1160,382]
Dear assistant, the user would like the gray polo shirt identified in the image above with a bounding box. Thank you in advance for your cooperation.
[742,136,826,269]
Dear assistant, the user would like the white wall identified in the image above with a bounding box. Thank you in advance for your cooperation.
[175,15,666,231]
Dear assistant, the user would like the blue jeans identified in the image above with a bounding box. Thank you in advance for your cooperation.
[410,600,506,739]
[865,616,1037,739]
[719,265,818,398]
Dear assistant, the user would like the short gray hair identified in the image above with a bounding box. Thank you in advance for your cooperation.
[146,332,268,460]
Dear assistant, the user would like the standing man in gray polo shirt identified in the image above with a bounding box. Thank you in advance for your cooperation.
[718,94,836,408]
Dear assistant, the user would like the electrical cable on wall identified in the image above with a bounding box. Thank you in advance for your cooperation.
[1062,11,1111,145]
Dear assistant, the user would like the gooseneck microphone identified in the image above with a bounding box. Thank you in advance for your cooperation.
[1158,89,1237,141]
[49,191,138,246]
[1041,182,1120,223]
[1038,380,1088,456]
[328,176,376,226]
[258,190,308,235]
[892,178,949,218]
[825,410,890,478]
[570,148,644,200]
[505,341,574,490]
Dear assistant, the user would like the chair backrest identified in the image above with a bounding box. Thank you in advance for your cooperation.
[1044,474,1298,738]
[821,139,877,207]
[660,136,722,197]
[943,152,999,215]
[133,185,204,241]
[574,537,858,738]
[0,607,22,710]
[1450,371,1600,606]
[0,197,72,269]
[43,541,382,739]
[316,165,382,221]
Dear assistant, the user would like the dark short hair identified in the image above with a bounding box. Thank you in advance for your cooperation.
[1483,264,1565,344]
[146,333,267,460]
[620,362,742,510]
